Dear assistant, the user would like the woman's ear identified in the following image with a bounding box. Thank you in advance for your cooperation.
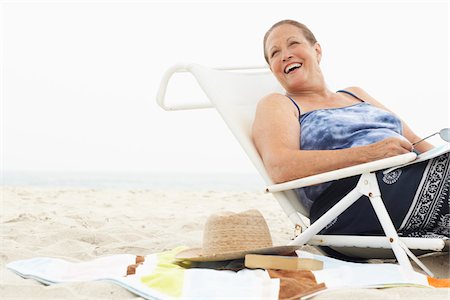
[314,42,322,64]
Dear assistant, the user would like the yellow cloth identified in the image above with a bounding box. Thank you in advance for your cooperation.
[140,247,190,298]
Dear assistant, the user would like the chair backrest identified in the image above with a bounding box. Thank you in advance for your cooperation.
[189,64,309,221]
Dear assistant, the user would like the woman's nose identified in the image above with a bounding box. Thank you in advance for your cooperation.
[282,54,293,62]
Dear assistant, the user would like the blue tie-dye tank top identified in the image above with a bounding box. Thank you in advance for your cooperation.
[288,90,404,211]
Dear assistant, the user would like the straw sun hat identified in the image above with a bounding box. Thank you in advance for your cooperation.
[175,209,301,262]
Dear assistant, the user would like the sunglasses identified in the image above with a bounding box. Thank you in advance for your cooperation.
[412,128,450,146]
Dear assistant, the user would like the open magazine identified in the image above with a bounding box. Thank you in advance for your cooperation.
[384,143,450,174]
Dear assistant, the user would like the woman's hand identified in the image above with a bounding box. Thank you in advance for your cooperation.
[361,137,414,163]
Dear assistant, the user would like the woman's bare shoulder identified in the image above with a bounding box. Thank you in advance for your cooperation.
[257,92,293,110]
[344,86,370,98]
[258,92,287,104]
[255,92,299,121]
[344,86,385,107]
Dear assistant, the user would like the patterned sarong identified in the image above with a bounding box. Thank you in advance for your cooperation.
[310,153,450,239]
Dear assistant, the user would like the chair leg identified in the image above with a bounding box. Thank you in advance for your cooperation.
[399,242,434,277]
[357,173,414,272]
[291,172,426,274]
[289,187,363,246]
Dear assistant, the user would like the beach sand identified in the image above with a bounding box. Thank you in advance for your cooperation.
[1,187,449,299]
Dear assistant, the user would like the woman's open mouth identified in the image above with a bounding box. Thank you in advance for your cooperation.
[284,63,302,74]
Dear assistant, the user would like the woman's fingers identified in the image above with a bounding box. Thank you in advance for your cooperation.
[399,138,414,152]
[383,137,412,154]
[364,137,413,162]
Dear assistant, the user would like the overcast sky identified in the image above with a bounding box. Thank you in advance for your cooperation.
[1,1,449,174]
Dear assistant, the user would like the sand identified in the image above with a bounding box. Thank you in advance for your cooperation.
[1,187,449,299]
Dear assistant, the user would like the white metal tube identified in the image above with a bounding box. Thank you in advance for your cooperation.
[384,143,450,174]
[214,66,269,71]
[156,64,214,111]
[356,172,414,271]
[370,194,413,271]
[309,235,446,251]
[399,242,434,277]
[156,64,268,111]
[289,187,363,246]
[266,152,416,193]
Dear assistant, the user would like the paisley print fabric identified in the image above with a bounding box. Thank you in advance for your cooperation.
[398,153,450,238]
[309,153,450,240]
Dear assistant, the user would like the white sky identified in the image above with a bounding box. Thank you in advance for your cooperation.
[1,1,449,174]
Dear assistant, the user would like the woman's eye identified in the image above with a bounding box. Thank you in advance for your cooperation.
[271,50,279,58]
[289,41,300,46]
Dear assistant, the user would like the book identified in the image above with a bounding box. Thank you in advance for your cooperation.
[244,254,323,271]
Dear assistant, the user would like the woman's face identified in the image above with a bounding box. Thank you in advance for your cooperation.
[265,24,322,93]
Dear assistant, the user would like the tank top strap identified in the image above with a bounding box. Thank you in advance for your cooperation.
[285,95,301,119]
[336,89,365,102]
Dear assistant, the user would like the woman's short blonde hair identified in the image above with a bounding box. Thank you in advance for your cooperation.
[263,20,318,64]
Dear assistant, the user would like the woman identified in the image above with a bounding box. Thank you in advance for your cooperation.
[253,20,449,239]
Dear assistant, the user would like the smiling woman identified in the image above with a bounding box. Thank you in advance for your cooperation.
[1,3,449,299]
[264,20,323,95]
[263,20,318,65]
[252,19,449,241]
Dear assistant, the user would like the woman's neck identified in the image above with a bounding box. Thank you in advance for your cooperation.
[284,70,333,101]
[286,85,334,102]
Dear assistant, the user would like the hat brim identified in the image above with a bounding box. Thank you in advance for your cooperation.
[175,245,301,262]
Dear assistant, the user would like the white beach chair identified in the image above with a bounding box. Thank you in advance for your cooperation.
[156,63,449,276]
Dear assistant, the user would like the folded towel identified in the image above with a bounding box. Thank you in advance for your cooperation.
[7,247,279,299]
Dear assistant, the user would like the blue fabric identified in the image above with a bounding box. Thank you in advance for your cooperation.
[299,102,404,150]
[288,91,405,211]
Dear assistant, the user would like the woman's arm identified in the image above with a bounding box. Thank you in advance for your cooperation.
[252,93,413,183]
[345,87,434,153]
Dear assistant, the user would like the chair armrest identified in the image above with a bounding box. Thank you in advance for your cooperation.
[383,143,450,174]
[265,152,417,193]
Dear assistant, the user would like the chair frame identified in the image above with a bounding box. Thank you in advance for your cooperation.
[156,63,448,277]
